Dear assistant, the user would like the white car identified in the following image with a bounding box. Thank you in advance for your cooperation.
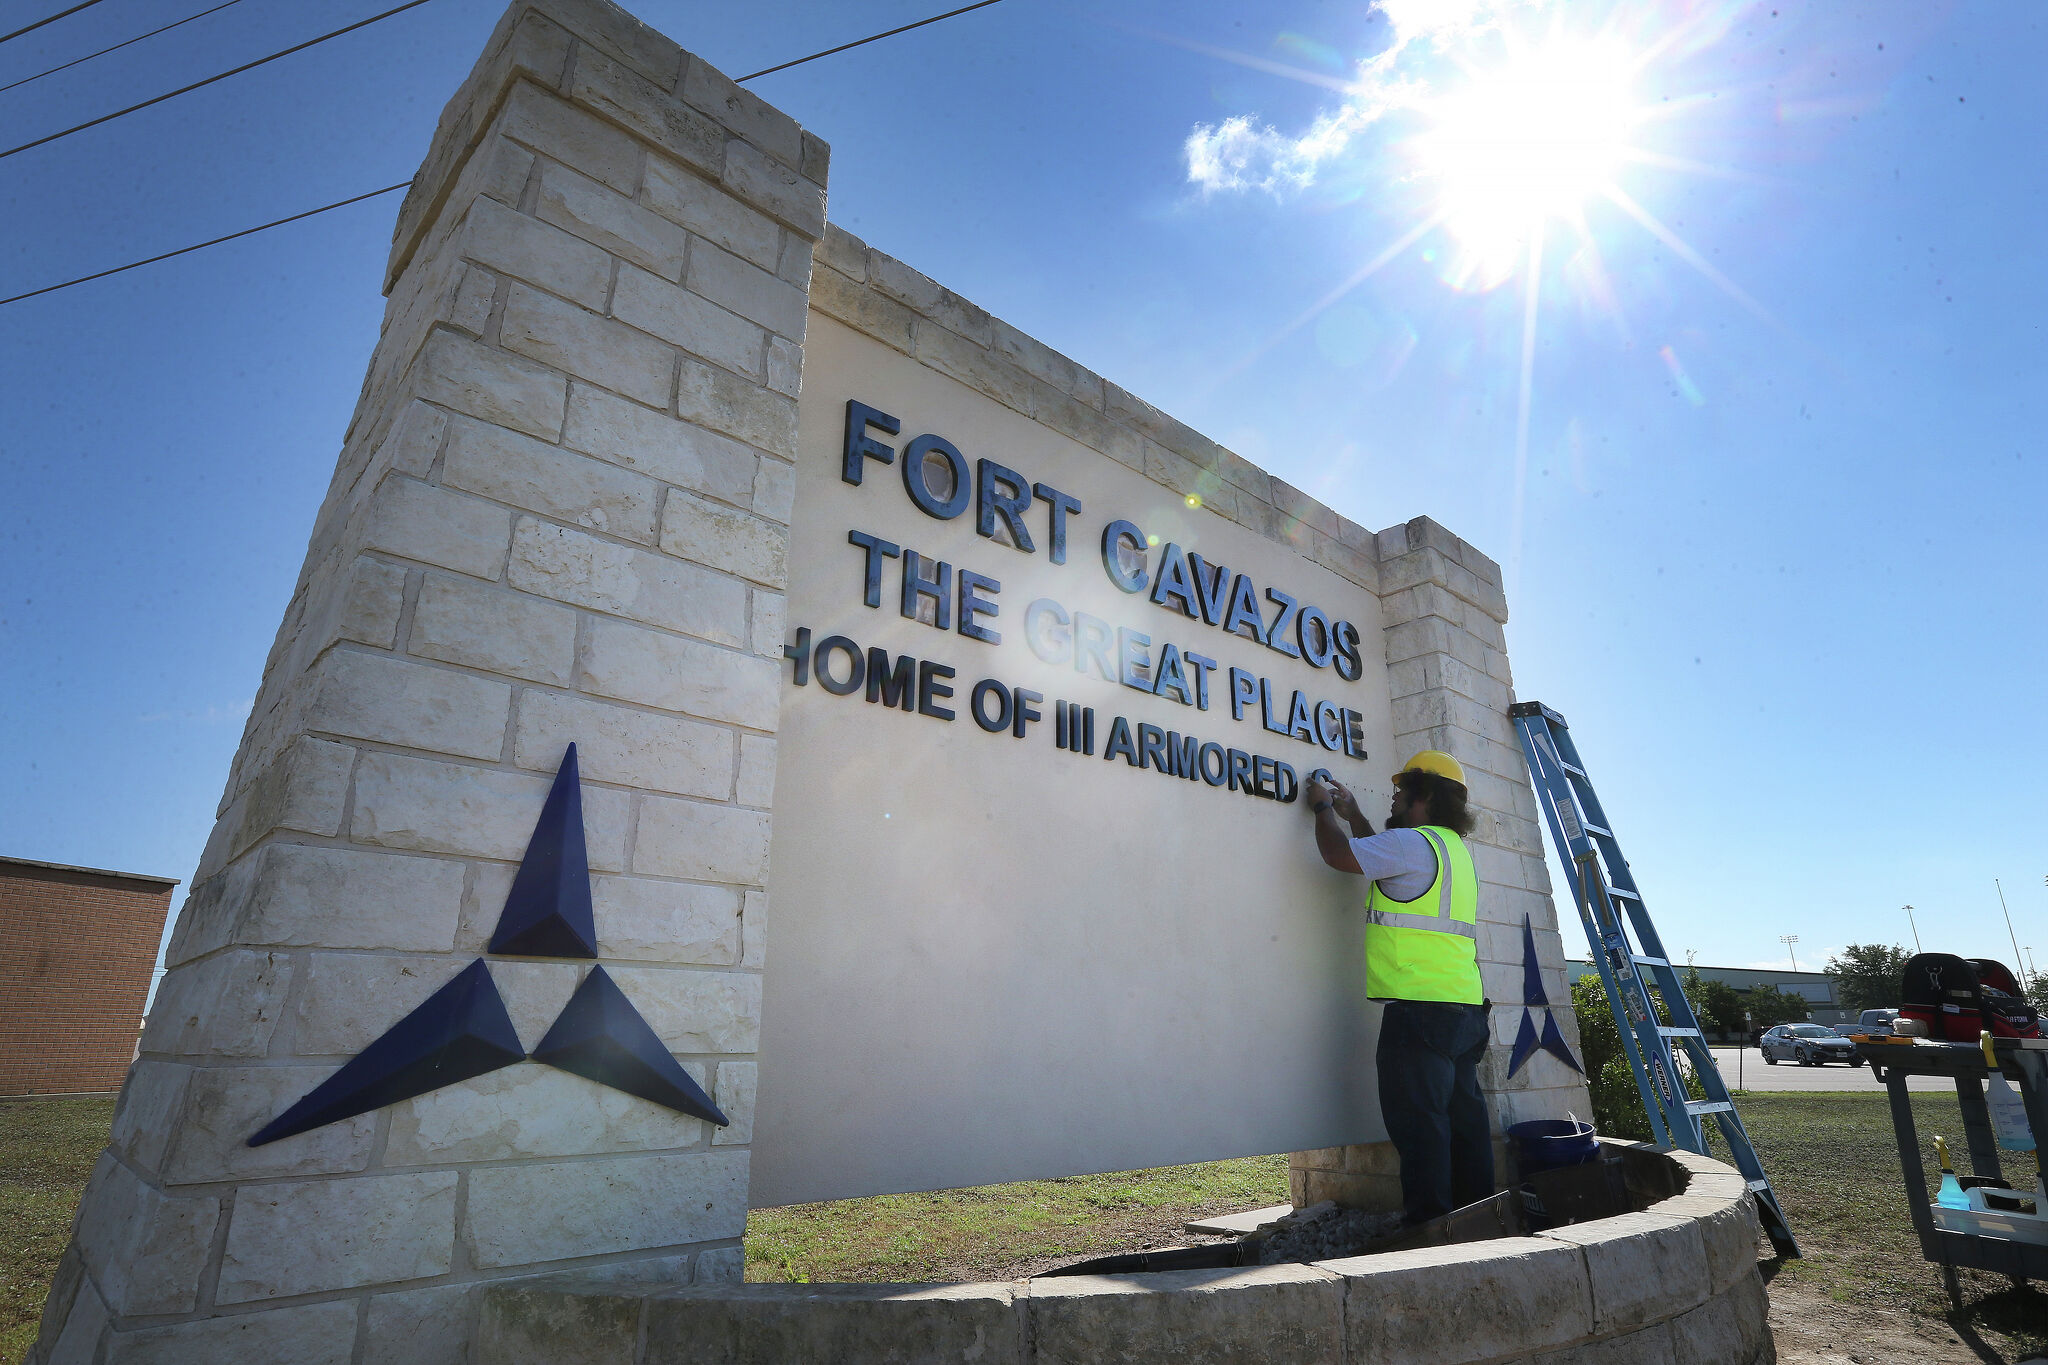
[1760,1023,1862,1067]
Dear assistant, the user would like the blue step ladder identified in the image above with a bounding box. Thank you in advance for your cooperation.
[1511,700,1800,1258]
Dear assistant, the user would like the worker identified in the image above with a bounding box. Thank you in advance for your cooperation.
[1305,751,1492,1225]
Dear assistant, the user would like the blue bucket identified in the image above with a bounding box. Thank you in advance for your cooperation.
[1509,1118,1599,1176]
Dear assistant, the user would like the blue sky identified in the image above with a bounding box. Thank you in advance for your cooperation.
[3,0,2043,988]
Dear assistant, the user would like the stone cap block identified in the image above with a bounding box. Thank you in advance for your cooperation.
[1598,1139,1749,1205]
[1378,542,1509,625]
[1184,1203,1294,1236]
[1321,1235,1595,1365]
[1026,1264,1344,1365]
[816,223,868,282]
[391,0,825,291]
[478,1277,643,1365]
[1536,1210,1710,1335]
[642,1281,1024,1364]
[1646,1193,1762,1296]
[390,6,578,290]
[1271,478,1340,540]
[1376,516,1502,587]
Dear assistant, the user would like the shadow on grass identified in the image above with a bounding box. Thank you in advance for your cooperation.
[1949,1282,2048,1365]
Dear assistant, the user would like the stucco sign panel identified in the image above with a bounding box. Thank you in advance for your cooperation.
[753,316,1400,1206]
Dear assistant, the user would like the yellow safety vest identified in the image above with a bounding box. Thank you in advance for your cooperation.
[1364,825,1482,1004]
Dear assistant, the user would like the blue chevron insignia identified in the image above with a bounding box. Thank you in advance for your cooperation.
[1507,912,1583,1078]
[252,744,727,1143]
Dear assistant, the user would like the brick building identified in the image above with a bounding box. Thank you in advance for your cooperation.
[0,856,177,1095]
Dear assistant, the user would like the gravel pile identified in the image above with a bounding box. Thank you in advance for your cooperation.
[1249,1201,1405,1264]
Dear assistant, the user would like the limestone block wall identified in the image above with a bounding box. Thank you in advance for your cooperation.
[30,1,825,1361]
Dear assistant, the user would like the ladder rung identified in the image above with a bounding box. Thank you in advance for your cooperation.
[1686,1101,1734,1116]
[1655,1026,1702,1037]
[1609,888,1641,901]
[1632,954,1669,967]
[1560,759,1587,777]
[1747,1179,1771,1191]
[1582,822,1613,838]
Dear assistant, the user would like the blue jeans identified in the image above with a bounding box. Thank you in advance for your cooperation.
[1377,999,1494,1224]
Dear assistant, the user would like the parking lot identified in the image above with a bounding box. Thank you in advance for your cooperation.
[1706,1047,1952,1092]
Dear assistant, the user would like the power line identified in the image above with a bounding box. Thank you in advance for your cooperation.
[0,0,437,163]
[0,0,245,96]
[735,0,1006,82]
[0,0,106,47]
[0,182,411,308]
[1,0,1012,306]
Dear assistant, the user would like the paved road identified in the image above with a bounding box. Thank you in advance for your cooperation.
[1704,1047,1954,1093]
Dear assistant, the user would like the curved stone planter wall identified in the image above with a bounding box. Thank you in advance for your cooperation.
[479,1147,1773,1364]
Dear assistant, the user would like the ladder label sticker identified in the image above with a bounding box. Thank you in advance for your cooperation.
[1555,793,1583,840]
[1533,734,1587,838]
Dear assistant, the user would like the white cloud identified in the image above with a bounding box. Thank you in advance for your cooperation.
[1186,114,1339,196]
[1183,0,1537,196]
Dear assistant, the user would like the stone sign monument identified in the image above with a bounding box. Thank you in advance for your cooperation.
[30,1,1589,1359]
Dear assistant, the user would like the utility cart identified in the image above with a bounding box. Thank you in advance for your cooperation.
[1861,1036,2048,1307]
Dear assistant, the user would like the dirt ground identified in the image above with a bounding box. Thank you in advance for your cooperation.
[1765,1274,2046,1365]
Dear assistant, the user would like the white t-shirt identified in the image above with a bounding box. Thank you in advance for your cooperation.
[1345,827,1440,902]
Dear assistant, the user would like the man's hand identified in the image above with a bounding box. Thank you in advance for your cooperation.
[1306,778,1363,874]
[1325,780,1373,838]
[1327,781,1363,825]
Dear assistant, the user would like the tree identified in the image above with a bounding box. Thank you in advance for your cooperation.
[1745,984,1811,1028]
[1694,979,1748,1039]
[1570,976,1654,1142]
[1679,967,1744,1039]
[1826,943,1912,1014]
[2026,974,2048,1016]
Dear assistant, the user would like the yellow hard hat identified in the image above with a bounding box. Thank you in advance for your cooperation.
[1394,750,1467,786]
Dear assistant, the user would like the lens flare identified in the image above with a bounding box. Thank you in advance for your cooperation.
[1658,344,1705,406]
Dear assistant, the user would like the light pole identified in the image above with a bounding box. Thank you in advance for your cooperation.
[1903,905,1921,953]
[1740,1012,1750,1091]
[1779,935,1800,974]
[1995,879,2025,985]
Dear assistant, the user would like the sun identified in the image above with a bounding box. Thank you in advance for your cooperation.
[1412,36,1642,286]
[1194,7,1764,588]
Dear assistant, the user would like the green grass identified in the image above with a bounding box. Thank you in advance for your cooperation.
[3,1090,2044,1362]
[743,1156,1291,1283]
[1,1096,116,1363]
